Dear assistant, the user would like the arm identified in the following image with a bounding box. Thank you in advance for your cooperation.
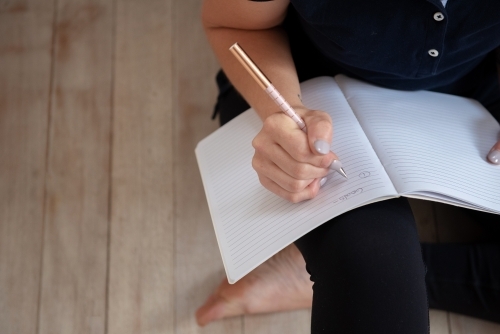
[202,0,302,120]
[202,0,338,202]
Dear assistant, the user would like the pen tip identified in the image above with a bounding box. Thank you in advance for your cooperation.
[339,167,348,179]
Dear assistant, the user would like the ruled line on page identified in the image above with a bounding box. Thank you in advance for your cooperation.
[335,75,500,213]
[195,76,398,282]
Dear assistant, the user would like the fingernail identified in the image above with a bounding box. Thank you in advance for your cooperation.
[314,140,330,155]
[488,150,500,164]
[320,176,327,187]
[329,160,348,178]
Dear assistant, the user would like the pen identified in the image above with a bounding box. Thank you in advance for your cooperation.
[229,42,347,179]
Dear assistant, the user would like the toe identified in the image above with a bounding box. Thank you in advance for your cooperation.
[196,293,226,326]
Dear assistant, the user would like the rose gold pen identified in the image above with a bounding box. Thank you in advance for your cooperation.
[229,42,347,179]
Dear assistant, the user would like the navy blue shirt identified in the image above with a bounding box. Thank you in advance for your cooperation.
[286,0,500,93]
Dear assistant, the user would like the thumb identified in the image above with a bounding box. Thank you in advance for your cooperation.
[487,140,500,165]
[302,110,333,156]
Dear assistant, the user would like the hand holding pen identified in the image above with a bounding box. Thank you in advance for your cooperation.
[229,43,347,203]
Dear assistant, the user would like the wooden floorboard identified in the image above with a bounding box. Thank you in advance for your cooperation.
[0,1,498,333]
[450,314,500,334]
[38,1,113,333]
[172,0,243,333]
[108,0,175,333]
[0,1,54,333]
[244,311,310,334]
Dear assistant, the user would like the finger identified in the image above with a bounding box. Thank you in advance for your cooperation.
[258,144,330,180]
[302,110,333,156]
[271,129,337,169]
[254,154,317,192]
[259,175,323,203]
[487,140,500,164]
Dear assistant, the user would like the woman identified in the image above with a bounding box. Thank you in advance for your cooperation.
[196,0,500,332]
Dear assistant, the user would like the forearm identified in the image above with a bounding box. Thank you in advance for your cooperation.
[203,21,304,120]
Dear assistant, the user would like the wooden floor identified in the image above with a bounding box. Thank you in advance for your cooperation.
[1,1,499,333]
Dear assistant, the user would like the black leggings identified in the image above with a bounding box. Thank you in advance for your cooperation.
[295,198,500,333]
[213,70,500,333]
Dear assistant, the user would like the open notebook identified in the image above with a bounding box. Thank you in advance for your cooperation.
[195,75,500,284]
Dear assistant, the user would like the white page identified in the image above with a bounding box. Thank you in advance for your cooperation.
[196,77,397,283]
[336,75,500,214]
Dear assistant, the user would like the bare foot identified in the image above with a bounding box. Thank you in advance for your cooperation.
[195,244,313,326]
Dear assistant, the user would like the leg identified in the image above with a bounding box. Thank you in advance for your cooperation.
[295,198,429,333]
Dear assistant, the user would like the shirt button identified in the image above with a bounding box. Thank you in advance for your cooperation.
[428,49,439,57]
[434,12,444,21]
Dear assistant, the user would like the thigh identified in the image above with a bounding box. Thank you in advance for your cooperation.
[295,197,429,334]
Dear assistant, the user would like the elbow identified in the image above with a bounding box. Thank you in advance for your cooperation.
[201,1,218,31]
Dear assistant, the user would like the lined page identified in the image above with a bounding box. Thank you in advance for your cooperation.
[336,75,500,214]
[196,77,397,283]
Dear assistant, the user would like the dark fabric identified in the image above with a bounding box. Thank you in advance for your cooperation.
[422,242,500,323]
[213,6,500,121]
[294,198,500,333]
[294,198,429,333]
[213,71,251,124]
[288,0,500,91]
[213,66,500,124]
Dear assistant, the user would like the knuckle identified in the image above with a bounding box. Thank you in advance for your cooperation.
[294,148,309,162]
[289,179,306,193]
[263,115,279,132]
[292,164,308,179]
[251,156,258,171]
[317,117,333,128]
[258,174,269,188]
[310,116,333,137]
[288,193,302,204]
[252,155,264,172]
[252,136,263,151]
[308,186,319,199]
[318,155,334,169]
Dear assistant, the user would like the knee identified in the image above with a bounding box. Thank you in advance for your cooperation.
[296,199,425,284]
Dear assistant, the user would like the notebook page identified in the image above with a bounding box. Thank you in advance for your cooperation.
[196,77,397,283]
[335,75,500,214]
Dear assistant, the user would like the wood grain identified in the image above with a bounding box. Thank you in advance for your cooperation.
[430,310,451,334]
[172,0,243,332]
[0,1,54,333]
[108,0,175,333]
[38,1,113,333]
[244,311,310,334]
